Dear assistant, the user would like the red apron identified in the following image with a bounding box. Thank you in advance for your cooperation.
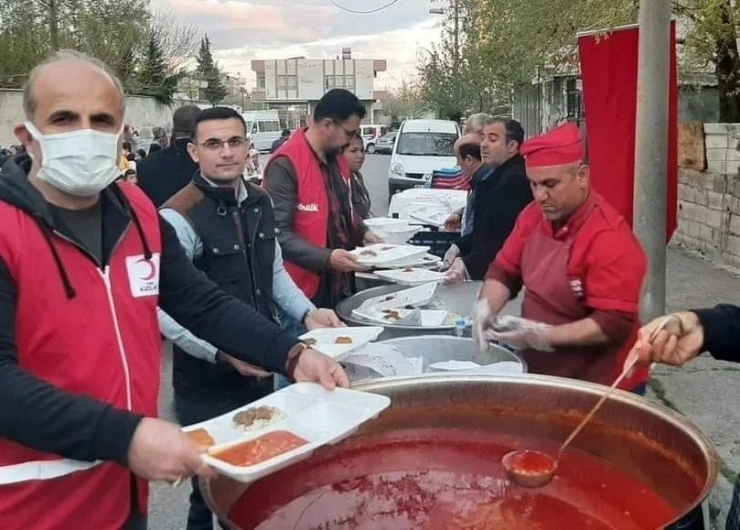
[520,225,647,390]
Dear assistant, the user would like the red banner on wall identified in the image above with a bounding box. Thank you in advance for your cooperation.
[577,22,677,241]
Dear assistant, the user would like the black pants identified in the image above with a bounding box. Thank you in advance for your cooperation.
[174,388,270,530]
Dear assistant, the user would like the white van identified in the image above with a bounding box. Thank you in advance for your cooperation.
[387,119,460,196]
[243,111,283,152]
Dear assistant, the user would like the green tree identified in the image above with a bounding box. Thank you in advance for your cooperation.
[196,35,227,106]
[135,35,180,105]
[675,0,740,121]
[424,0,740,123]
[380,80,426,125]
[0,0,196,101]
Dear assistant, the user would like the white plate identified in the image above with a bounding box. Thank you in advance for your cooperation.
[190,383,391,484]
[377,253,441,270]
[352,307,447,327]
[350,244,429,266]
[408,206,450,227]
[374,268,447,286]
[298,326,384,360]
[374,226,421,245]
[351,307,415,325]
[363,217,412,230]
[356,283,439,313]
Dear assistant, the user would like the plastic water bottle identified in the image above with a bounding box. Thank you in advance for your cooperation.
[454,318,466,338]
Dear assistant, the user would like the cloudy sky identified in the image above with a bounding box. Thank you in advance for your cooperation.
[153,0,443,90]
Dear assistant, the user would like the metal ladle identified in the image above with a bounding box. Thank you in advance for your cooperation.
[502,315,678,488]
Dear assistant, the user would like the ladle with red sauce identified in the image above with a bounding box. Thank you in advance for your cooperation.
[502,315,678,488]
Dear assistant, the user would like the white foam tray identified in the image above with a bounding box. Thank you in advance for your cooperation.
[350,244,429,266]
[408,206,450,227]
[352,307,448,327]
[374,267,447,286]
[375,253,442,270]
[186,383,391,484]
[363,217,412,230]
[356,282,438,313]
[298,326,384,360]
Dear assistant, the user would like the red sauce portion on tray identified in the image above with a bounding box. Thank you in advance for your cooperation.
[211,430,308,467]
[227,429,678,529]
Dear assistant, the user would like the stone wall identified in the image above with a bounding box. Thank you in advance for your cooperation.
[675,167,740,265]
[0,88,204,146]
[704,123,740,174]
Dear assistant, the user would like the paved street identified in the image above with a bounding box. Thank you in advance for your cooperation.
[151,153,740,529]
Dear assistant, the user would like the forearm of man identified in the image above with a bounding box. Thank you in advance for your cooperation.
[265,158,332,272]
[158,216,299,374]
[546,318,610,348]
[272,243,315,321]
[479,279,512,314]
[545,308,636,349]
[158,308,218,363]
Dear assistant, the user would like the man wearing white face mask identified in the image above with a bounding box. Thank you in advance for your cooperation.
[0,50,349,530]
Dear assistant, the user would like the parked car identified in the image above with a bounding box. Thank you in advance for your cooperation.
[387,119,460,196]
[360,124,387,153]
[375,131,397,154]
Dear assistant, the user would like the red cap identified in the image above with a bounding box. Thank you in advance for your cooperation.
[520,122,584,168]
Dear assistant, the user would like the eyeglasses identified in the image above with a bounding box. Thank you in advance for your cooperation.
[197,137,250,151]
[333,121,359,138]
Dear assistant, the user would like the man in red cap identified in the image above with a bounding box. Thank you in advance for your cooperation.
[475,122,649,392]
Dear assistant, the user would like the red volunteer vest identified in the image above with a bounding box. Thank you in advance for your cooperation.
[265,129,351,299]
[0,183,162,529]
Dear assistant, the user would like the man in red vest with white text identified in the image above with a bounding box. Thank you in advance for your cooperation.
[0,50,348,530]
[264,89,380,314]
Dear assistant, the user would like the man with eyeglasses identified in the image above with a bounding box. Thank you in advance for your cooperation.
[264,89,381,311]
[157,107,345,530]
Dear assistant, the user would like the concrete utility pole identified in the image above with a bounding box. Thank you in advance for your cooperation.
[633,0,672,321]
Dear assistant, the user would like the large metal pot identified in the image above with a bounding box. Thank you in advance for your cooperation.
[375,335,527,373]
[202,374,717,529]
[336,281,487,340]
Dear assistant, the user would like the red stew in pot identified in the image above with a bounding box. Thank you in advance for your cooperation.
[226,428,678,529]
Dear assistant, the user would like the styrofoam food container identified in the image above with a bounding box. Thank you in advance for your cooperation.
[350,244,430,266]
[187,383,391,484]
[374,267,447,286]
[298,326,384,360]
[374,225,421,245]
[364,217,412,230]
[355,282,438,313]
[378,253,441,269]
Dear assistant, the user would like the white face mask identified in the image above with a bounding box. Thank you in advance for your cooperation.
[25,121,122,197]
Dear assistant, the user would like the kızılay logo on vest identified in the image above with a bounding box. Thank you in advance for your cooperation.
[297,203,319,212]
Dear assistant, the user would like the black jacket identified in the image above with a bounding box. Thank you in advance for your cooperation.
[163,174,279,397]
[137,138,198,208]
[0,155,299,465]
[456,155,533,280]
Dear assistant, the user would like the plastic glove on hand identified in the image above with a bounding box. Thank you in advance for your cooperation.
[472,299,495,353]
[485,316,554,352]
[444,257,469,285]
[442,244,460,269]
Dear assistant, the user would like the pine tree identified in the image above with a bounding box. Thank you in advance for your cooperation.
[137,35,179,105]
[196,35,227,106]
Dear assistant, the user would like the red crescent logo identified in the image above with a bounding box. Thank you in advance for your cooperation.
[135,258,156,281]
